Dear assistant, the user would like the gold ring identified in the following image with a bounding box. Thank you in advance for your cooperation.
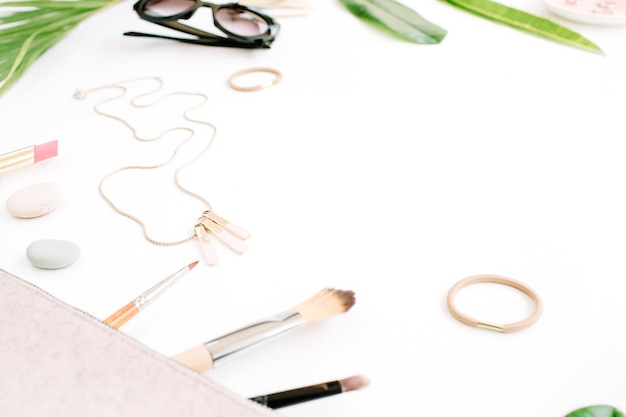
[227,67,282,92]
[446,274,543,333]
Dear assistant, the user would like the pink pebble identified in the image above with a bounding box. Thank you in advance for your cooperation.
[6,182,64,218]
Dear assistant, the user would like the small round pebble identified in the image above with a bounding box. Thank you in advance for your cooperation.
[6,182,64,218]
[26,239,80,270]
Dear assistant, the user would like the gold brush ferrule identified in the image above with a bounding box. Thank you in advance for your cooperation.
[204,310,306,364]
[0,145,34,173]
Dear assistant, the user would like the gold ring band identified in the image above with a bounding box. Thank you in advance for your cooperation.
[446,274,543,333]
[227,67,282,92]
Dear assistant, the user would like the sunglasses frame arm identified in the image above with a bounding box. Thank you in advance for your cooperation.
[153,19,227,40]
[136,19,272,47]
[163,18,274,46]
[123,31,270,48]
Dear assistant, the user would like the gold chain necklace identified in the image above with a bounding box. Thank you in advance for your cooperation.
[73,76,249,265]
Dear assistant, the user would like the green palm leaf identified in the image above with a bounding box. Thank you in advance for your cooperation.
[339,0,446,44]
[0,0,119,96]
[442,0,603,55]
[565,405,625,417]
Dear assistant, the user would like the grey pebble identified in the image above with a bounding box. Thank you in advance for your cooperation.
[26,239,80,269]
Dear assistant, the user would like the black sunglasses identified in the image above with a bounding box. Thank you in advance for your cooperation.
[124,0,280,48]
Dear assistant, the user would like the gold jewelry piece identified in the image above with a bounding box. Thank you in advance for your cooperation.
[74,76,249,265]
[446,274,542,333]
[227,67,282,92]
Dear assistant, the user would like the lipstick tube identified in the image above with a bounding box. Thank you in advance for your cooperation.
[0,140,58,174]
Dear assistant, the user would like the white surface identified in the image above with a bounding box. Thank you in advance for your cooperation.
[1,0,626,416]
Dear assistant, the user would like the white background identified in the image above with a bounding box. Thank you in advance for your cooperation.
[1,0,626,415]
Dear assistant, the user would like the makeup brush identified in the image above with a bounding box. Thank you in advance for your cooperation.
[173,288,356,372]
[250,375,370,409]
[104,261,199,329]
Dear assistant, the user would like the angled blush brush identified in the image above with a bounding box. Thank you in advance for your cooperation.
[173,288,356,373]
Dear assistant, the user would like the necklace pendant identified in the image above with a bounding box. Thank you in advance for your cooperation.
[194,224,219,265]
[194,211,250,265]
[201,210,251,241]
[199,216,248,255]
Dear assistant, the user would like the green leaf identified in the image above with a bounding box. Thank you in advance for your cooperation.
[0,0,118,97]
[339,0,447,44]
[441,0,603,55]
[565,405,626,417]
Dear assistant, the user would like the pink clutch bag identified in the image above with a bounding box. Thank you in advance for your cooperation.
[0,269,277,417]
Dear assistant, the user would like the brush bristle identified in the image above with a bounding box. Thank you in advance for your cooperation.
[292,288,355,324]
[339,375,370,392]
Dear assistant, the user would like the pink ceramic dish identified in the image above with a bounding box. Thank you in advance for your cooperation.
[543,0,626,25]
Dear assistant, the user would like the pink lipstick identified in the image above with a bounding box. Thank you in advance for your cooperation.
[0,140,58,174]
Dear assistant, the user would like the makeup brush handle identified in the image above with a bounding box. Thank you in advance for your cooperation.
[204,312,305,363]
[251,381,343,409]
[172,312,305,373]
[173,344,214,373]
[103,302,139,329]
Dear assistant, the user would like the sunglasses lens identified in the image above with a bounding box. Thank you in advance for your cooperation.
[215,8,270,37]
[143,0,195,17]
